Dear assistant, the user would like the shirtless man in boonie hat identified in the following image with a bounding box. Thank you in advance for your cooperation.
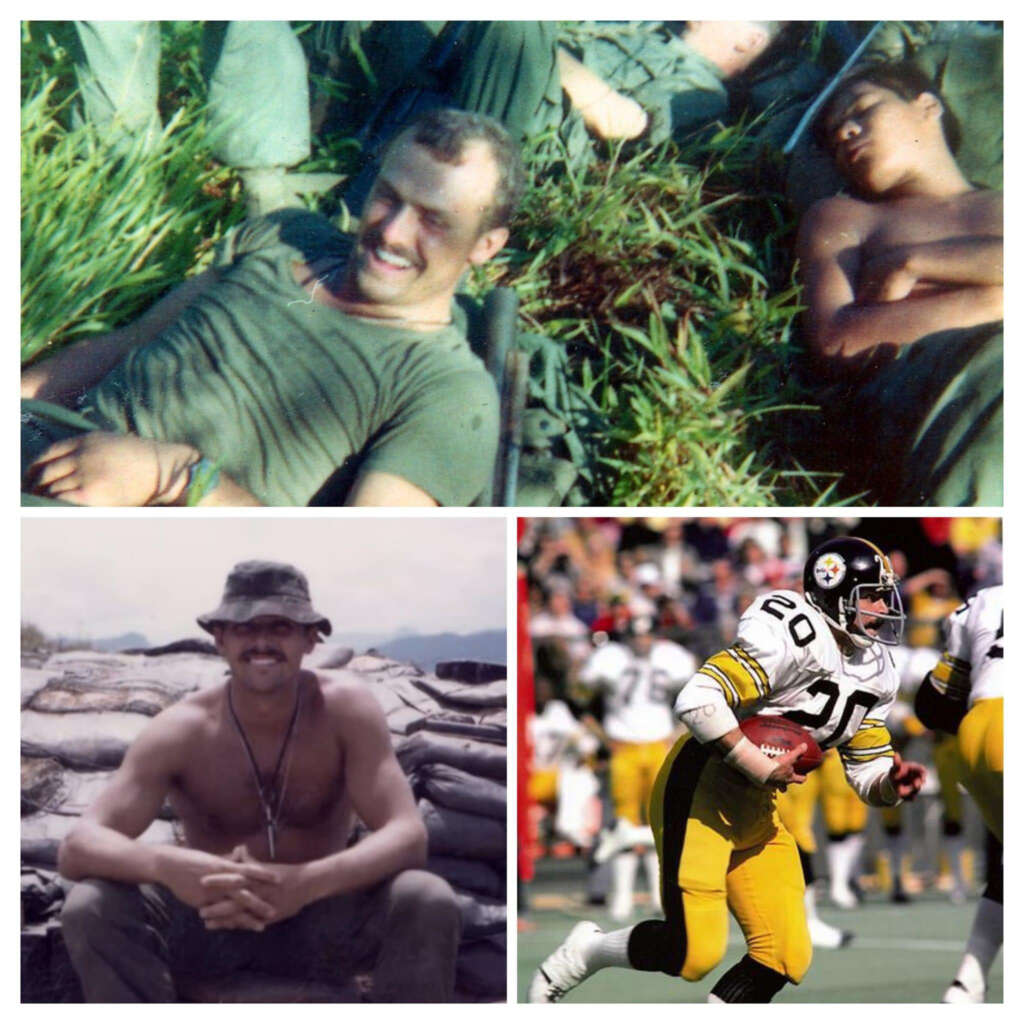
[58,559,460,1001]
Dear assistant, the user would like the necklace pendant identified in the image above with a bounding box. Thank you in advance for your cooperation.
[268,823,276,861]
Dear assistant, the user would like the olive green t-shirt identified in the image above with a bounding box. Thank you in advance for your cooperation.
[83,210,499,506]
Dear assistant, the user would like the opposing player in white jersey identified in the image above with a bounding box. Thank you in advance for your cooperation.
[915,585,1003,1003]
[578,617,697,920]
[530,537,926,1003]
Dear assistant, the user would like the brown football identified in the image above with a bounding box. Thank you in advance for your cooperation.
[739,715,823,774]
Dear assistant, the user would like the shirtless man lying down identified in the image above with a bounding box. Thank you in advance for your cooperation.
[797,61,1002,365]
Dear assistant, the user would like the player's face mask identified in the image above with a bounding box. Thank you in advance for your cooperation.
[846,581,905,647]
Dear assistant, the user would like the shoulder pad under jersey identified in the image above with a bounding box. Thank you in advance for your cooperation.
[736,589,837,683]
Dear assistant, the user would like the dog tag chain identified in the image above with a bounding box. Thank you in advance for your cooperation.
[227,682,303,860]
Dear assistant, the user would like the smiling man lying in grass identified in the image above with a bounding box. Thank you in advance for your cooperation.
[796,61,1002,505]
[21,108,517,507]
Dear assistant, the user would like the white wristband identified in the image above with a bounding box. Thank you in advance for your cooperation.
[723,735,777,785]
[876,772,899,806]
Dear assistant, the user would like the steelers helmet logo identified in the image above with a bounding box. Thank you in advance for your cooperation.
[813,552,846,589]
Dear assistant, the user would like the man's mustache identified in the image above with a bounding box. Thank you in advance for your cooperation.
[360,229,423,271]
[241,650,286,662]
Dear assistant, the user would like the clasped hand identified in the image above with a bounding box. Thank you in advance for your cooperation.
[198,846,312,932]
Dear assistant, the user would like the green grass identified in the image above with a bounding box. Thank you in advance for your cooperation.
[20,21,843,505]
[519,858,1003,1003]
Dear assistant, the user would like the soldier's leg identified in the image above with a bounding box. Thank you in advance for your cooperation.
[269,868,461,1002]
[68,22,161,152]
[59,878,254,1002]
[200,22,330,216]
[446,22,563,142]
[61,879,177,1002]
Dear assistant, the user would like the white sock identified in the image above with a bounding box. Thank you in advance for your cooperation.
[847,832,865,883]
[585,926,634,970]
[827,839,850,893]
[611,851,638,917]
[804,885,821,922]
[955,897,1003,992]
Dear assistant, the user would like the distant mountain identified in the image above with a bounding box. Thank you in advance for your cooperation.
[376,629,506,671]
[55,632,149,653]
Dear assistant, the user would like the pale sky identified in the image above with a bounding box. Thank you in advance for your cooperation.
[22,515,507,644]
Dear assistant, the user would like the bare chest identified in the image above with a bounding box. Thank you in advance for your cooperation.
[169,719,347,837]
[864,192,1001,253]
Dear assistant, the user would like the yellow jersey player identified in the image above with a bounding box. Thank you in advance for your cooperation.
[578,617,697,920]
[529,537,926,1003]
[914,585,1003,1003]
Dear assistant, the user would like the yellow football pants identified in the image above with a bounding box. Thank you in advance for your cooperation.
[820,747,867,835]
[610,738,671,825]
[933,732,964,825]
[957,698,1003,842]
[648,735,811,985]
[776,764,821,853]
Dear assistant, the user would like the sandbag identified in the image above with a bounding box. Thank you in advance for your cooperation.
[434,661,506,684]
[27,678,184,717]
[21,814,177,868]
[21,668,52,706]
[127,638,218,657]
[418,799,505,859]
[413,677,506,710]
[453,894,505,939]
[312,646,354,670]
[21,757,65,817]
[38,650,225,695]
[455,936,506,999]
[407,715,506,745]
[426,856,504,898]
[21,736,129,772]
[395,732,506,780]
[418,764,506,821]
[22,710,152,752]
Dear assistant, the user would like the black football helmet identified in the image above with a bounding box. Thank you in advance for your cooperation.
[803,537,904,647]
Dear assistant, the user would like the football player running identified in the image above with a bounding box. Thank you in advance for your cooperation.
[914,585,1003,1003]
[529,537,926,1003]
[578,617,697,920]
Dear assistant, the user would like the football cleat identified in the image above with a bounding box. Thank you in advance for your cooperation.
[593,819,654,864]
[807,915,855,949]
[527,921,603,1003]
[943,979,984,1004]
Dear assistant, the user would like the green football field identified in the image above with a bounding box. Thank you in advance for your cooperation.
[518,858,1003,1004]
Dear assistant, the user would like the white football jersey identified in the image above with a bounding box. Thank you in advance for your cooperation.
[529,699,592,769]
[936,586,1004,705]
[678,590,899,794]
[580,640,697,743]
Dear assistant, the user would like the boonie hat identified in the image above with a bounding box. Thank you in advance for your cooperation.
[197,560,332,636]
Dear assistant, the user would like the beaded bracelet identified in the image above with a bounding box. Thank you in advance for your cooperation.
[184,457,221,507]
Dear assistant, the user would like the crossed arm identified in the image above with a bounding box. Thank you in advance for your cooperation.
[797,196,1004,361]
